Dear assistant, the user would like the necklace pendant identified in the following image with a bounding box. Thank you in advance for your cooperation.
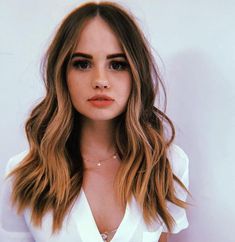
[101,232,108,241]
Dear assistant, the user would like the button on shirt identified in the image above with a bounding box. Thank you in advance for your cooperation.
[0,144,189,242]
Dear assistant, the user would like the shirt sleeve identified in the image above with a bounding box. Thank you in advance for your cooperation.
[0,152,35,242]
[162,144,189,234]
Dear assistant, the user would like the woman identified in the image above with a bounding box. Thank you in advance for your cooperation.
[0,2,189,242]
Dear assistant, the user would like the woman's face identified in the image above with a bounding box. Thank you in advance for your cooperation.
[67,17,132,121]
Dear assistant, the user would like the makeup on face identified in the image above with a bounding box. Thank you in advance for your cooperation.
[70,52,129,72]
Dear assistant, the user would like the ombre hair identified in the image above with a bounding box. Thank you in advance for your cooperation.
[8,1,188,233]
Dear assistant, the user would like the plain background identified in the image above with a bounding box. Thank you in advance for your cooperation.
[0,0,234,241]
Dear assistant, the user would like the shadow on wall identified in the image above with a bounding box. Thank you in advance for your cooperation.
[167,49,233,242]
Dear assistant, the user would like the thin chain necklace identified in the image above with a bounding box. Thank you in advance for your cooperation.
[100,227,118,241]
[83,152,118,167]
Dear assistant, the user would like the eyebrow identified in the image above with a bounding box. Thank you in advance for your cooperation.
[71,52,127,60]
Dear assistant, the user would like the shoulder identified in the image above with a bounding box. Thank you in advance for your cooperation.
[167,143,189,179]
[5,149,29,177]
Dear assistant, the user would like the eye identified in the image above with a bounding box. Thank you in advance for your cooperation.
[110,61,129,71]
[71,60,91,70]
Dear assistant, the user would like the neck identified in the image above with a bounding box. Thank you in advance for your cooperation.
[80,118,117,159]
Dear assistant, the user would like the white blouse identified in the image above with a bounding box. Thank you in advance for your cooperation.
[0,144,189,242]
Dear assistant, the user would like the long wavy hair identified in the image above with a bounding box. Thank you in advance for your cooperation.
[8,1,188,234]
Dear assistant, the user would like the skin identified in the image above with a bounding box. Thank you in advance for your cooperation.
[66,16,168,241]
[67,16,132,162]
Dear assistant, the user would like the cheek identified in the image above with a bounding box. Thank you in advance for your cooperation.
[67,80,77,99]
[67,84,87,113]
[113,73,132,96]
[67,82,83,108]
[67,73,87,98]
[120,78,132,100]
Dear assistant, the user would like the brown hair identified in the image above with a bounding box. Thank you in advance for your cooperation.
[8,1,188,233]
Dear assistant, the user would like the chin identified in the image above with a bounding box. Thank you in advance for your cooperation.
[78,112,122,122]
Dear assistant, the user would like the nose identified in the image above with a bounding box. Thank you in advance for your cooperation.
[92,67,110,90]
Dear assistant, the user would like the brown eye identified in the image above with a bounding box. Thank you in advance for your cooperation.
[110,61,129,71]
[72,60,91,70]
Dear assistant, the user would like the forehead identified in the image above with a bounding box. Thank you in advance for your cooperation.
[74,16,124,54]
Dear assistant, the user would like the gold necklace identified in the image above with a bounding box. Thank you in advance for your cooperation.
[83,152,118,167]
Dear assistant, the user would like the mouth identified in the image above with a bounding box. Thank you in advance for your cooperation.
[88,95,114,101]
[89,98,113,101]
[88,99,114,108]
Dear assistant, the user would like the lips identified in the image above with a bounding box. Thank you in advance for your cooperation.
[88,95,114,101]
[88,95,114,108]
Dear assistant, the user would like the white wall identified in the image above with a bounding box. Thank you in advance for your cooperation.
[0,0,234,241]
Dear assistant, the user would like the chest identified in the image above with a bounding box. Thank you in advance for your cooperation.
[82,170,126,234]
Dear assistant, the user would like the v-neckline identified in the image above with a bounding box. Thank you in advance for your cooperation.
[81,187,128,241]
[72,187,142,242]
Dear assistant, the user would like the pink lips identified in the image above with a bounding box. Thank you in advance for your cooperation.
[88,95,114,107]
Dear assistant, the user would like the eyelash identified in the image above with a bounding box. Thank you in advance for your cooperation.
[71,60,129,71]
